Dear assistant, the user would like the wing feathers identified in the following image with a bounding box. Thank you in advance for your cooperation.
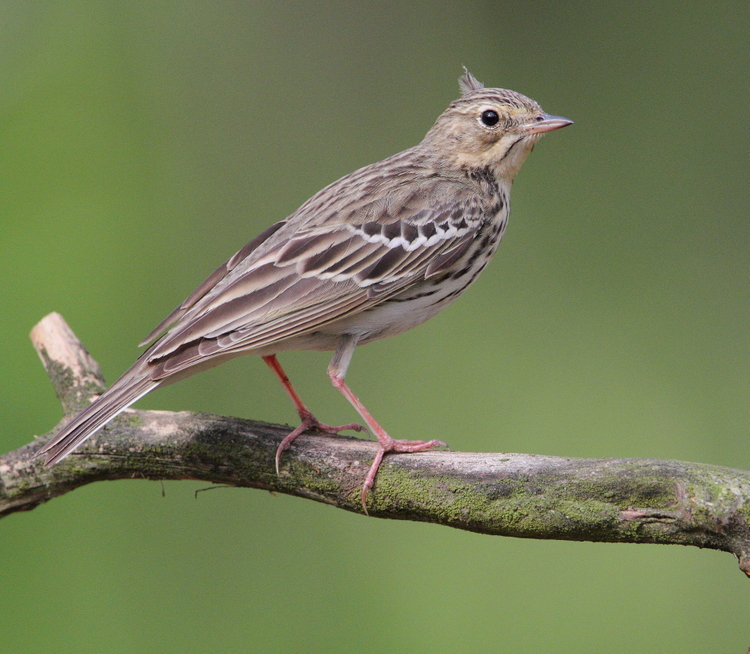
[355,245,411,283]
[425,234,476,277]
[298,236,357,275]
[139,220,286,346]
[139,175,488,380]
[226,220,286,270]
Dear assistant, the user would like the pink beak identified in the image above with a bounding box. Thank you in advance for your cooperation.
[526,114,574,134]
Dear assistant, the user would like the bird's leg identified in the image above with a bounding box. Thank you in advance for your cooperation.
[262,354,366,474]
[327,336,447,513]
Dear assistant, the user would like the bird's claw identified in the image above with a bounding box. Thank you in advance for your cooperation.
[275,415,369,475]
[360,437,448,515]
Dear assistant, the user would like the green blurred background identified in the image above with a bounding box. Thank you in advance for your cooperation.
[1,1,746,652]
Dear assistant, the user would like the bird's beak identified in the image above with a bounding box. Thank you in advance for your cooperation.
[525,114,574,134]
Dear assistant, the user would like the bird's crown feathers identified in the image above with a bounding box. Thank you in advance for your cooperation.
[458,68,484,95]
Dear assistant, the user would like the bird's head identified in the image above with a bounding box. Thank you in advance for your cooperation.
[423,69,572,181]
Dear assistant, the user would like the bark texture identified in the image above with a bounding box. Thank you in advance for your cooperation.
[3,313,748,577]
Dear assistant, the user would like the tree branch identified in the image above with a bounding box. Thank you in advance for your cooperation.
[3,313,749,577]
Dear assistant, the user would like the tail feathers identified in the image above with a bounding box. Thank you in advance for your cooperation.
[37,373,158,466]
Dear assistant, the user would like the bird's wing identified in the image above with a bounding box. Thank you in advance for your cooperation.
[139,220,287,346]
[143,173,486,380]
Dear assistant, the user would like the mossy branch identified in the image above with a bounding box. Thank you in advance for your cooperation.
[2,313,749,578]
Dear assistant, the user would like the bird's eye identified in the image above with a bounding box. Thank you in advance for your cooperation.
[480,110,500,127]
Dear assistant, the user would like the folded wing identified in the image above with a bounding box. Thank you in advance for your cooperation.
[144,177,486,380]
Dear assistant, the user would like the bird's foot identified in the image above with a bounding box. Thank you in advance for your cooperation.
[275,410,367,474]
[361,435,448,514]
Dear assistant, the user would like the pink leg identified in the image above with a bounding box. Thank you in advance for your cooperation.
[262,355,366,474]
[328,365,446,513]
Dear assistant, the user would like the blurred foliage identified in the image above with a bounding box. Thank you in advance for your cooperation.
[0,1,746,652]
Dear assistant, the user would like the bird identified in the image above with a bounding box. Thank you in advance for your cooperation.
[36,70,572,511]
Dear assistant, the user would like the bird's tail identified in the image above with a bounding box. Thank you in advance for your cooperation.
[36,364,159,466]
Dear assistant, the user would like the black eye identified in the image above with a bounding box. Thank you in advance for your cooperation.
[480,109,499,127]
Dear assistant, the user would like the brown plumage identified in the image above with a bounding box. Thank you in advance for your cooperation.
[36,70,572,511]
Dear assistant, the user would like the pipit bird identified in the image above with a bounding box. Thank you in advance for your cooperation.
[37,70,572,510]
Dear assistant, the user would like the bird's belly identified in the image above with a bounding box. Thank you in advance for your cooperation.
[332,285,456,342]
